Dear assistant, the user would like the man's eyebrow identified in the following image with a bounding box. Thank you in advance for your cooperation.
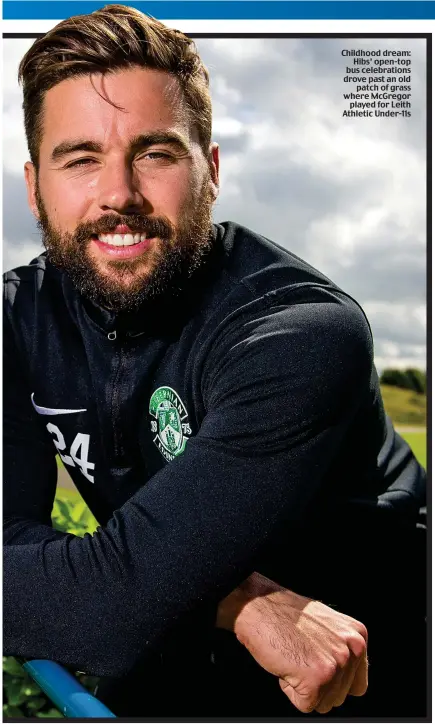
[50,140,103,162]
[130,132,191,155]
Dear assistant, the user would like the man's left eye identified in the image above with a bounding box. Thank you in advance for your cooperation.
[138,152,173,162]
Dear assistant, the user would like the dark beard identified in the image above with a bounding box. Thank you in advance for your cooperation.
[36,183,214,313]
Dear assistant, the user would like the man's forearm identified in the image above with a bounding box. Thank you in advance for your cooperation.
[216,571,280,633]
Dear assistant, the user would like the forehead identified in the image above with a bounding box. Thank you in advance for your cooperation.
[39,67,194,154]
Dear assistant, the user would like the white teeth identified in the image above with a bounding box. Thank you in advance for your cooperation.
[97,233,149,247]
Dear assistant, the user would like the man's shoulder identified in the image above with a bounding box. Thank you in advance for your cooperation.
[216,221,369,325]
[4,253,50,305]
[3,254,64,335]
[205,222,373,367]
[218,221,337,296]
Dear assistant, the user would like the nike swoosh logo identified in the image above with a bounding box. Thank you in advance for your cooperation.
[31,393,87,416]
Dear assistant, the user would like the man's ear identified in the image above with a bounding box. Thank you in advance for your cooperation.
[24,162,40,220]
[208,142,220,201]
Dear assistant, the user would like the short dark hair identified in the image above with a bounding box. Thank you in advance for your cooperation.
[18,4,212,166]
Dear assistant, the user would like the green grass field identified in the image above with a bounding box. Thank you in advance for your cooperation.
[400,431,427,469]
[380,384,426,426]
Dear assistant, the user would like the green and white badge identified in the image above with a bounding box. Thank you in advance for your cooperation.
[149,386,192,461]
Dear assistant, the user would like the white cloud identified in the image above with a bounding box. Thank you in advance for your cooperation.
[3,238,44,272]
[213,116,244,138]
[374,341,426,372]
[3,38,34,174]
[362,302,426,369]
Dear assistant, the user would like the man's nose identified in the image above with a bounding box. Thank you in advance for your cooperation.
[97,164,147,214]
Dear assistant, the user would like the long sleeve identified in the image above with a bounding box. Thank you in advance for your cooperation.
[3,313,65,546]
[4,296,373,676]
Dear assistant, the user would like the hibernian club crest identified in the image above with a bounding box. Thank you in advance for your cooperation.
[149,386,192,461]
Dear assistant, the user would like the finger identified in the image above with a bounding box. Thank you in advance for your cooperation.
[316,644,366,713]
[278,677,321,714]
[349,653,368,696]
[314,666,346,714]
[330,652,362,709]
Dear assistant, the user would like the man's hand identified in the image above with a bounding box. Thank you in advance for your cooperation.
[216,572,368,714]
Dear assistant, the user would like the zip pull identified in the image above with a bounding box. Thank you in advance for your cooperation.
[108,331,117,341]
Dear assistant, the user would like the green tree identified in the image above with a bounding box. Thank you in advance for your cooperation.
[381,368,426,393]
[404,368,426,394]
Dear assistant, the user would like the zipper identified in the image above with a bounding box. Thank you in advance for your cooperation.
[108,330,126,461]
[107,328,145,462]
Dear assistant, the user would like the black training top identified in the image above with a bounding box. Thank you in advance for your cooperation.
[3,221,425,677]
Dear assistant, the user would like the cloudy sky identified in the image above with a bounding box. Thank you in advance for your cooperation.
[3,35,426,372]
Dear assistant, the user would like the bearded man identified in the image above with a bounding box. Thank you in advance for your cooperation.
[4,5,427,718]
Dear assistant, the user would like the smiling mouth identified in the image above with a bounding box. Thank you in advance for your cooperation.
[95,232,152,247]
[91,233,155,260]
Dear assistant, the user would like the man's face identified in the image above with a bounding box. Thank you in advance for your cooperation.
[25,66,219,311]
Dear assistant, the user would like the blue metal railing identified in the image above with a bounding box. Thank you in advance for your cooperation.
[20,659,116,718]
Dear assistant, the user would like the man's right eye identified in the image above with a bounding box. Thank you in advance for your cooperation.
[65,158,96,168]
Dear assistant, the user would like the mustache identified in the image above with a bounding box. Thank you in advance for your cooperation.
[73,214,174,241]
